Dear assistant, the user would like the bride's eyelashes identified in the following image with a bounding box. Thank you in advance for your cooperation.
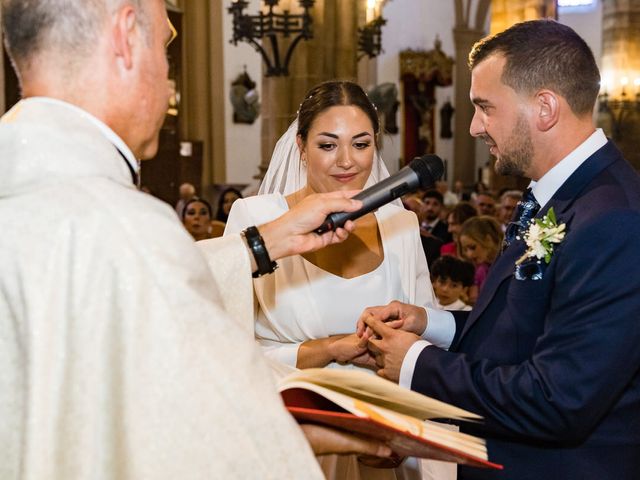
[354,141,372,150]
[315,140,372,152]
[318,142,337,151]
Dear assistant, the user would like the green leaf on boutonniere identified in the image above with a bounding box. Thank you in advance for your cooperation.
[547,207,557,225]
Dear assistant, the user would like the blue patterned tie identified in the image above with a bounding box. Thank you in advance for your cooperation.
[504,188,540,247]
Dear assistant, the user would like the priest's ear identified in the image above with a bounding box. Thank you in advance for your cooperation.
[111,4,138,71]
[535,90,560,132]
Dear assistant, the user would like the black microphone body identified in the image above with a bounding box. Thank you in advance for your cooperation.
[315,154,444,234]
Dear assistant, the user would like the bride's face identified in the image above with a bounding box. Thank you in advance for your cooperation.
[299,105,375,194]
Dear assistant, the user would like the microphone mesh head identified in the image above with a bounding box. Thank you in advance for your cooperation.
[409,155,444,189]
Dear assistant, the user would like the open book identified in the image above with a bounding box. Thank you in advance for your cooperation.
[278,367,502,470]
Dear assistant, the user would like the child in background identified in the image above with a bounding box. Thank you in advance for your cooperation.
[431,255,475,311]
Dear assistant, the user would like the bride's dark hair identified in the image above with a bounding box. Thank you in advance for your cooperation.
[296,80,380,147]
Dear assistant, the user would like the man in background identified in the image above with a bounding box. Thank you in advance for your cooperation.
[175,181,196,217]
[421,189,452,243]
[474,192,496,216]
[497,189,522,231]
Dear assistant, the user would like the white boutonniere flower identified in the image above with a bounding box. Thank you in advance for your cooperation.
[516,207,566,266]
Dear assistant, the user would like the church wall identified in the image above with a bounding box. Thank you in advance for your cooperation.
[376,0,457,178]
[558,1,603,69]
[222,0,263,186]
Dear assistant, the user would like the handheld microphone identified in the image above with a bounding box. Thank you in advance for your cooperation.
[315,154,444,234]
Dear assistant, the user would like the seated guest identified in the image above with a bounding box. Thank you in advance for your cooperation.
[458,216,503,303]
[215,187,243,223]
[497,189,523,231]
[430,255,475,311]
[403,193,443,267]
[436,180,459,208]
[474,192,497,216]
[420,190,452,243]
[440,202,477,256]
[452,179,465,202]
[175,182,196,218]
[182,197,213,241]
[224,80,435,480]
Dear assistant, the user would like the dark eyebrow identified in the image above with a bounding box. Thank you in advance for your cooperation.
[352,132,372,140]
[472,97,491,107]
[315,131,373,140]
[317,132,339,139]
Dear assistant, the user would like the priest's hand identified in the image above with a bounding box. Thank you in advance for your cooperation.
[356,301,428,345]
[258,191,362,261]
[362,315,421,383]
[301,424,392,457]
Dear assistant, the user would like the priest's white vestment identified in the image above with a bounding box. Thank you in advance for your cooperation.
[0,98,323,480]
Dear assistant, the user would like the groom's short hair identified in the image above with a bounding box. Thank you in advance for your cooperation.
[468,19,600,117]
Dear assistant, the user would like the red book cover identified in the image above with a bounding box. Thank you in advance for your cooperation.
[282,387,503,471]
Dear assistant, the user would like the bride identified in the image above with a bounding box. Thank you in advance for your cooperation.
[224,80,444,480]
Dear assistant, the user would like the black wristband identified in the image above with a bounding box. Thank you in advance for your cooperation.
[242,226,278,278]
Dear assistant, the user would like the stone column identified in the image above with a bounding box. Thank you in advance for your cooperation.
[178,0,226,185]
[451,0,490,187]
[600,0,640,169]
[491,0,557,35]
[452,27,485,187]
[258,0,359,180]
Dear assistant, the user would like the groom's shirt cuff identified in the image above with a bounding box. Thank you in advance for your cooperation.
[422,308,455,348]
[399,340,431,389]
[399,308,455,389]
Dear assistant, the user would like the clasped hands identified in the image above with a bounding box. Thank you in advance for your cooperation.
[333,301,428,383]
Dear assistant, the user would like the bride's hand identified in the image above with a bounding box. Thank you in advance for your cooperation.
[328,333,369,364]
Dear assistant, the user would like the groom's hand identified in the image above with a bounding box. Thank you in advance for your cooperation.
[356,301,428,345]
[362,315,421,383]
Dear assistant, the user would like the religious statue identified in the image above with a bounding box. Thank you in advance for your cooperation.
[230,68,260,124]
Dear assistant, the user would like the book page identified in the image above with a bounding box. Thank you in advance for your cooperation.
[280,368,481,421]
[282,381,488,462]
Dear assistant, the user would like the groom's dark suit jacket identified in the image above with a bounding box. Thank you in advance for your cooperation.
[412,141,640,479]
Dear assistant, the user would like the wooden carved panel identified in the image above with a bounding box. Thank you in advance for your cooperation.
[400,39,454,165]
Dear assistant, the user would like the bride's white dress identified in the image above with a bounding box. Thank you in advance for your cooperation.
[225,193,438,480]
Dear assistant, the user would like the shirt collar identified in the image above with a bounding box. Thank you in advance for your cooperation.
[28,97,140,175]
[529,128,607,208]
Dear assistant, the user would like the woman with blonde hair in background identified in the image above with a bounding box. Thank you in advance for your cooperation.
[458,216,503,304]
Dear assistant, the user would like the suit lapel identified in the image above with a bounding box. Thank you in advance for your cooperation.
[460,140,621,340]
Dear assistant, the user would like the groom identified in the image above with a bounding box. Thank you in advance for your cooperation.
[358,19,640,479]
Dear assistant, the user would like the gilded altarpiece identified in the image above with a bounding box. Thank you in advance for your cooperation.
[400,41,454,166]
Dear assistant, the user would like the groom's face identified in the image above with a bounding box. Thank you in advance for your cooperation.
[469,53,535,178]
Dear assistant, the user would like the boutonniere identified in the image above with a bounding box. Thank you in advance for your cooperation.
[516,207,566,266]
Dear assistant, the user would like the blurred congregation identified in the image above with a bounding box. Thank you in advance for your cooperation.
[3,0,640,479]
